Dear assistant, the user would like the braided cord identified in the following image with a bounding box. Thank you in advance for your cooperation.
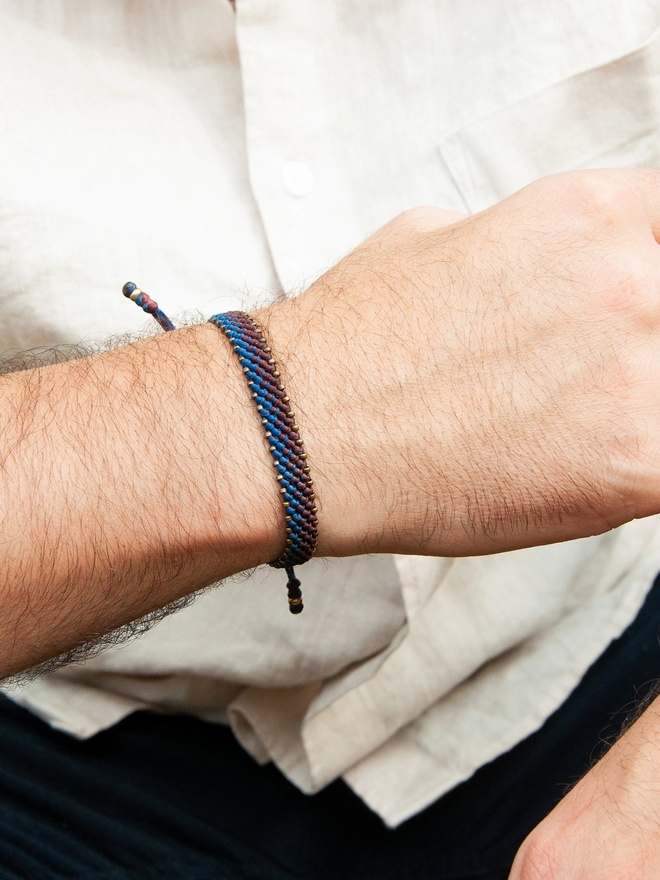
[210,312,317,613]
[122,283,316,614]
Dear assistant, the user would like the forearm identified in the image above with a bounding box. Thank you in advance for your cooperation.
[0,323,282,677]
[5,168,660,681]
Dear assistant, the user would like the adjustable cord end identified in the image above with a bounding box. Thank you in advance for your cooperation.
[285,566,304,615]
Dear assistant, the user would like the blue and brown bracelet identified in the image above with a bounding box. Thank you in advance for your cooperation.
[122,283,317,614]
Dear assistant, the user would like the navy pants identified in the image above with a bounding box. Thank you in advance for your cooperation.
[2,574,660,880]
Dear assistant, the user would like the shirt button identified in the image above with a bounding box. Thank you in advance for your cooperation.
[281,160,315,197]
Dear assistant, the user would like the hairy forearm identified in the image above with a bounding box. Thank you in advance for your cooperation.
[5,168,660,680]
[0,323,282,677]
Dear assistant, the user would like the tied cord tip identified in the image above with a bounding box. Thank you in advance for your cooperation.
[286,565,304,614]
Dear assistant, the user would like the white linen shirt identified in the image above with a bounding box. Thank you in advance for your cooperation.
[4,0,660,828]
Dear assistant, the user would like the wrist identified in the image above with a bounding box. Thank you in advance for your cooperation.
[130,322,286,577]
[256,290,380,559]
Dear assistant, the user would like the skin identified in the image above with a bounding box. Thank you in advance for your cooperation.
[509,694,660,879]
[263,169,660,557]
[2,167,660,873]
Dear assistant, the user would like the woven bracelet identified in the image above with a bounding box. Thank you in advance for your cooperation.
[122,283,317,614]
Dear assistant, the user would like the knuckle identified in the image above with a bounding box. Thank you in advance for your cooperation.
[392,205,463,232]
[549,170,627,224]
[397,206,436,225]
[595,254,657,320]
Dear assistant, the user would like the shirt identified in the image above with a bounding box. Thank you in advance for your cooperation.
[3,0,660,829]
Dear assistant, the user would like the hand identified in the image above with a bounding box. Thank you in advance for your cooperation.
[262,169,660,557]
[509,691,660,879]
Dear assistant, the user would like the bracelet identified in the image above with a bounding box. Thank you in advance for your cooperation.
[209,312,317,613]
[122,283,317,614]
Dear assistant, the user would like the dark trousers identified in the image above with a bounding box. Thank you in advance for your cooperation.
[2,574,660,880]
